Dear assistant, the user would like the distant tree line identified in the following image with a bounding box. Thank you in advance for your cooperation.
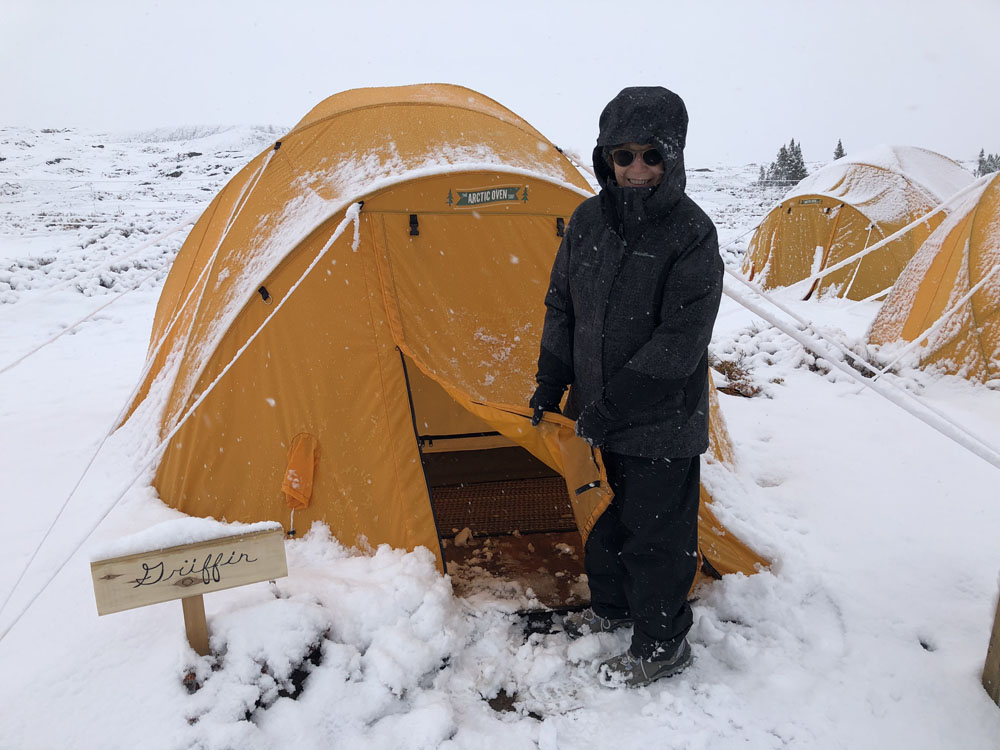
[756,139,999,185]
[757,138,808,185]
[976,149,1000,177]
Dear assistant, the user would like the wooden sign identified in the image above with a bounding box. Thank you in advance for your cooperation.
[91,527,288,655]
[984,593,1000,706]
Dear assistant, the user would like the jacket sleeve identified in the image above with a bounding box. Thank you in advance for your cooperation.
[602,223,722,418]
[535,226,576,390]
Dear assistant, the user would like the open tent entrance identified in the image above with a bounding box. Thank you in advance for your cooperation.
[402,356,589,607]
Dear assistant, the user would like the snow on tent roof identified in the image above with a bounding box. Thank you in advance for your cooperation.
[742,146,974,301]
[129,84,594,432]
[788,145,972,214]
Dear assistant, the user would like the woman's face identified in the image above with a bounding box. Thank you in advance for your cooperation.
[610,143,665,187]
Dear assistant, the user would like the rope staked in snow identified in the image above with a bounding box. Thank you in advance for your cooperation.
[0,272,157,377]
[722,275,1000,473]
[0,204,363,644]
[0,219,196,377]
[0,148,279,378]
[720,222,765,257]
[0,151,285,627]
[854,286,893,305]
[724,268,1000,458]
[0,211,200,315]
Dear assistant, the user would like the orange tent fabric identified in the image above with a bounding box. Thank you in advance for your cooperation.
[868,172,1000,381]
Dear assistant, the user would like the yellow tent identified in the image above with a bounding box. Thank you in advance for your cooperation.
[123,84,765,589]
[743,146,972,300]
[868,172,1000,381]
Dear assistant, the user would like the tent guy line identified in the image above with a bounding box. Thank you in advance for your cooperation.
[0,213,200,378]
[723,275,1000,472]
[0,209,225,609]
[726,267,1000,457]
[0,204,363,643]
[1,147,303,628]
[840,224,876,298]
[0,264,162,377]
[0,144,279,375]
[0,210,200,317]
[0,371,138,622]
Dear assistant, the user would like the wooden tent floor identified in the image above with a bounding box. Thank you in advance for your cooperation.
[432,476,576,537]
[443,530,589,609]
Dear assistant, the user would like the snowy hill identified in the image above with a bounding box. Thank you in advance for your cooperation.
[0,125,283,299]
[1,127,1000,750]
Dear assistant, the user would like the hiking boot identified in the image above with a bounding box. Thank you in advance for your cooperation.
[598,639,692,688]
[562,607,633,639]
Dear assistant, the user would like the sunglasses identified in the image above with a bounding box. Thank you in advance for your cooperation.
[610,148,664,168]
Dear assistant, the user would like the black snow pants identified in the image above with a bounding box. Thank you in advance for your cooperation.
[584,451,700,658]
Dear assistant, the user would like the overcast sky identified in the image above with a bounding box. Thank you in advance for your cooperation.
[4,0,998,167]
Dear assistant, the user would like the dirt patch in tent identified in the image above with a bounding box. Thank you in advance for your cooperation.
[444,530,588,610]
[426,450,590,609]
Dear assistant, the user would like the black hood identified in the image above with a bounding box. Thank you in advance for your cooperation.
[592,86,690,236]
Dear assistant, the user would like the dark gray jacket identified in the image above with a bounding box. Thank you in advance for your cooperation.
[536,87,723,458]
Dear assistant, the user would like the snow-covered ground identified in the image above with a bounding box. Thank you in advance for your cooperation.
[2,127,1000,750]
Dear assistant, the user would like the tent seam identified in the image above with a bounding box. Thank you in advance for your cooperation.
[359,212,413,548]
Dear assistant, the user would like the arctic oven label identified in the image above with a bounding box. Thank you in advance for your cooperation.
[448,186,526,207]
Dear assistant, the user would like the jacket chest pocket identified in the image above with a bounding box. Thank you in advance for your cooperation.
[569,245,613,297]
[612,254,664,316]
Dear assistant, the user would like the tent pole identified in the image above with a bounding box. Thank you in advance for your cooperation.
[723,278,1000,472]
[725,267,1000,460]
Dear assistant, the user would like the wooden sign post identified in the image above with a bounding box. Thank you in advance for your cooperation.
[984,593,1000,706]
[91,527,288,655]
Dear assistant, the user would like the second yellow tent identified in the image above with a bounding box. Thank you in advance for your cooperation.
[743,146,972,300]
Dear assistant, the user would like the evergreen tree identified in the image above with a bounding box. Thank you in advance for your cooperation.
[764,139,809,184]
[787,139,808,181]
[776,144,790,178]
[758,165,766,183]
[834,139,846,159]
[976,148,1000,177]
